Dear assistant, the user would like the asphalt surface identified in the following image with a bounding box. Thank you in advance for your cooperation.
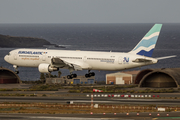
[0,92,180,119]
[0,96,180,105]
[1,91,180,97]
[0,112,180,120]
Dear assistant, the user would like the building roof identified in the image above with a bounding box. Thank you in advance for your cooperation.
[121,70,140,75]
[106,71,140,76]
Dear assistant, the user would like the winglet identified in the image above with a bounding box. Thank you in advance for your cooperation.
[129,24,162,57]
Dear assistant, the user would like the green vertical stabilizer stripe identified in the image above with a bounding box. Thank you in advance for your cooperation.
[144,24,162,37]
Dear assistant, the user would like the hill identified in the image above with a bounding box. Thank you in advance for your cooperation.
[0,34,52,48]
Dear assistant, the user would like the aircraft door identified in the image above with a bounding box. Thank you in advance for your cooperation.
[118,57,122,64]
[83,56,87,62]
[14,52,18,60]
[42,54,46,61]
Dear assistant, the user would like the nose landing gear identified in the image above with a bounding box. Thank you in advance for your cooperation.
[13,65,19,74]
[15,71,19,74]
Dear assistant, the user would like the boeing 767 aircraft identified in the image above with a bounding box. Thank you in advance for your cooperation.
[4,24,176,79]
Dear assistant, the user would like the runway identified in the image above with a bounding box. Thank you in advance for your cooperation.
[0,112,180,120]
[1,91,180,97]
[0,93,180,119]
[0,96,180,105]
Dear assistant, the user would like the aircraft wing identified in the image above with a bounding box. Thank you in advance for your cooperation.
[63,60,83,71]
[51,58,82,71]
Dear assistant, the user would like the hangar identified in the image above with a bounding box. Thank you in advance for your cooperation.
[0,67,21,84]
[136,68,180,88]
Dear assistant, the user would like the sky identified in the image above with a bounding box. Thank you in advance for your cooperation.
[0,0,180,23]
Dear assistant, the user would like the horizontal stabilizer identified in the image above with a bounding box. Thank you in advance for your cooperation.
[156,55,177,60]
[132,58,152,63]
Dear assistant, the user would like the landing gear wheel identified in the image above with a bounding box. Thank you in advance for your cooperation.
[85,74,90,78]
[67,75,72,79]
[74,74,77,78]
[15,71,19,74]
[89,72,95,76]
[85,72,95,78]
[71,74,77,78]
[67,74,77,79]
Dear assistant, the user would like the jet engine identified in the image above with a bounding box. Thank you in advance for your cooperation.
[38,63,59,73]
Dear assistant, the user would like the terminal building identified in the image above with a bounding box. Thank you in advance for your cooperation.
[46,76,95,85]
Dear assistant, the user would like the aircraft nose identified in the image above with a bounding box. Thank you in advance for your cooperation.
[4,55,9,62]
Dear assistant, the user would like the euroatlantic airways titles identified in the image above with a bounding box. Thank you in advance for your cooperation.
[4,24,176,79]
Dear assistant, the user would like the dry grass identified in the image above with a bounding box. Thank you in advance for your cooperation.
[0,103,178,114]
[0,106,157,114]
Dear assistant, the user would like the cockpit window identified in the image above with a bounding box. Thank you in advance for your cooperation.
[8,53,10,56]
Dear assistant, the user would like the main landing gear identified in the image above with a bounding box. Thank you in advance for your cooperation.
[67,74,77,79]
[13,65,19,74]
[85,70,95,78]
[67,72,95,79]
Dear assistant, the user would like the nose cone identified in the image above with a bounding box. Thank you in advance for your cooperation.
[4,55,9,62]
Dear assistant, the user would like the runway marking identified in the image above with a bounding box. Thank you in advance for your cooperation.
[155,117,180,119]
[113,99,167,101]
[30,116,123,120]
[72,100,113,103]
[30,117,99,120]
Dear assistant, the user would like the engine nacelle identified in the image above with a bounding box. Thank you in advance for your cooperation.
[38,63,59,73]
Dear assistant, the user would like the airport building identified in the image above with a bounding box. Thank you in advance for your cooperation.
[0,67,21,84]
[46,76,95,85]
[106,71,140,85]
[1,67,179,88]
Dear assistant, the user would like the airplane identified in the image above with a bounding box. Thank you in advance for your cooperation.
[4,24,176,79]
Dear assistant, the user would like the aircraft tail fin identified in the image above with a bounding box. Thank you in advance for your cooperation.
[129,24,162,57]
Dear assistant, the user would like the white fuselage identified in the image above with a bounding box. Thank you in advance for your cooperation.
[4,49,158,71]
